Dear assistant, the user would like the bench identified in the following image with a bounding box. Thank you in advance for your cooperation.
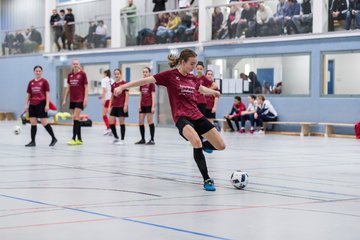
[318,122,354,138]
[214,118,228,132]
[263,121,317,136]
[0,112,15,121]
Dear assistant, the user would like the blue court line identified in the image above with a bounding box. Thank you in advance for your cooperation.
[0,194,116,219]
[122,218,233,240]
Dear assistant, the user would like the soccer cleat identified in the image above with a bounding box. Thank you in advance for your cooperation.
[203,179,216,191]
[146,140,155,145]
[75,140,83,145]
[103,129,112,136]
[25,141,36,147]
[67,139,77,145]
[249,129,255,134]
[49,138,58,146]
[135,139,146,144]
[239,128,245,133]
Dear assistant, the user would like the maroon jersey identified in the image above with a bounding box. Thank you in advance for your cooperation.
[154,69,203,123]
[111,80,128,107]
[27,78,50,105]
[195,75,213,104]
[67,70,88,102]
[140,83,155,107]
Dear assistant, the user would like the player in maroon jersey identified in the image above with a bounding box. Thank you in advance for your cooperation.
[114,49,225,191]
[108,68,129,145]
[62,59,88,145]
[24,65,57,147]
[135,67,156,145]
[204,69,219,124]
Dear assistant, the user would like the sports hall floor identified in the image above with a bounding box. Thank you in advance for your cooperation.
[0,121,359,240]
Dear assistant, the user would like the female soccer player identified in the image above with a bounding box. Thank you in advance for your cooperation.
[24,65,57,147]
[204,69,219,124]
[114,49,225,191]
[62,59,88,145]
[109,68,129,144]
[135,67,156,145]
[100,69,114,135]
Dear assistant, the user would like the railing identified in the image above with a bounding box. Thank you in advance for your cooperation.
[120,7,199,47]
[1,26,45,56]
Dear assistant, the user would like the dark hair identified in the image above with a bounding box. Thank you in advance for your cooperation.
[205,69,213,75]
[114,68,122,74]
[104,69,110,78]
[196,61,204,68]
[143,67,151,73]
[249,95,256,100]
[234,96,241,102]
[257,95,265,101]
[168,48,197,68]
[33,65,43,71]
[60,9,65,13]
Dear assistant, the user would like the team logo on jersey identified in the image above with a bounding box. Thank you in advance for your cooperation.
[176,76,180,81]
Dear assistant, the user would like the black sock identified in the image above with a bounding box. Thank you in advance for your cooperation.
[193,148,210,181]
[149,123,155,141]
[203,140,217,150]
[120,124,125,140]
[77,121,82,141]
[31,125,37,142]
[44,124,56,139]
[139,125,145,140]
[110,124,119,139]
[72,120,77,140]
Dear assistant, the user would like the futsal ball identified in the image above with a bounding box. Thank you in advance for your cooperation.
[230,170,249,189]
[14,126,21,135]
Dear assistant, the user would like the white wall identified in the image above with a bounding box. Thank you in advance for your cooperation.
[281,55,310,95]
[325,53,360,95]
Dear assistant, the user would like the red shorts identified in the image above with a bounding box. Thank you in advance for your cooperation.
[104,100,110,108]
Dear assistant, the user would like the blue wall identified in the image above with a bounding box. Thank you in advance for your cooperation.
[1,36,360,134]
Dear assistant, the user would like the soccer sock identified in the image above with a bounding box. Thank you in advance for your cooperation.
[120,124,125,140]
[103,115,110,129]
[72,120,77,140]
[202,140,217,150]
[77,121,82,141]
[139,125,145,140]
[193,148,210,181]
[149,123,155,141]
[110,124,119,139]
[31,125,37,142]
[44,124,56,139]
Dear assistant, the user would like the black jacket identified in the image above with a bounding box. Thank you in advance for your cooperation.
[153,0,167,12]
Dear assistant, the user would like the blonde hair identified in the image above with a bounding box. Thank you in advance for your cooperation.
[168,48,197,68]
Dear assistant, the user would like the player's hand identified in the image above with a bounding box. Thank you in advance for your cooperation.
[114,86,123,96]
[62,100,66,106]
[124,106,128,113]
[45,106,49,112]
[151,107,155,114]
[84,98,88,108]
[213,90,220,98]
[212,107,216,113]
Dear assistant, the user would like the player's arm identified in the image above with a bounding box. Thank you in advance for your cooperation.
[124,91,129,113]
[151,91,156,114]
[84,84,88,107]
[25,93,30,112]
[199,85,220,97]
[114,76,155,95]
[62,86,69,106]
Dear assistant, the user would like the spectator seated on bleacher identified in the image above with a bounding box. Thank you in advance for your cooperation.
[328,0,348,31]
[184,12,199,41]
[2,31,15,55]
[165,12,181,43]
[154,13,169,43]
[239,95,257,133]
[212,7,223,40]
[344,0,360,30]
[224,96,246,132]
[255,95,278,133]
[227,5,241,38]
[283,0,300,34]
[236,3,256,38]
[93,20,109,48]
[256,2,274,37]
[84,20,97,48]
[290,0,313,34]
[137,28,156,45]
[175,11,192,42]
[272,0,288,35]
[13,31,25,54]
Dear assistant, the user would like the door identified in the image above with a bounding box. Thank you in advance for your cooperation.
[327,59,334,95]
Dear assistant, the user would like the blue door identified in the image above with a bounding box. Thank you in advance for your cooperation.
[327,60,334,94]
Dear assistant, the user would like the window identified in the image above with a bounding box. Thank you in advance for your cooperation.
[323,52,360,95]
[82,63,110,95]
[206,54,310,95]
[120,62,151,95]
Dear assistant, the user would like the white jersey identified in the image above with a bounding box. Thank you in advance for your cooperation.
[101,77,114,100]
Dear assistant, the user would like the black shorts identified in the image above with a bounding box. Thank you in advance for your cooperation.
[139,106,152,114]
[197,103,207,115]
[110,107,128,117]
[176,116,214,141]
[70,102,84,110]
[29,101,47,118]
[205,108,216,119]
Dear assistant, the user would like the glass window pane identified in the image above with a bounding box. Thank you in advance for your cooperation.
[82,63,110,95]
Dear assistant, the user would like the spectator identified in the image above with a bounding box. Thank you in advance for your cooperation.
[273,0,289,35]
[239,95,257,133]
[256,2,274,36]
[291,0,312,34]
[50,9,63,52]
[212,7,224,39]
[59,9,66,50]
[255,95,278,133]
[248,71,262,94]
[85,20,97,48]
[178,0,195,9]
[93,20,108,48]
[236,3,256,38]
[2,31,15,55]
[328,0,348,31]
[121,0,137,45]
[224,96,246,132]
[274,81,282,94]
[227,5,241,38]
[175,11,192,42]
[29,26,42,51]
[345,0,360,30]
[64,8,75,50]
[153,0,167,12]
[184,12,199,41]
[284,0,301,34]
[165,12,181,42]
[13,31,25,54]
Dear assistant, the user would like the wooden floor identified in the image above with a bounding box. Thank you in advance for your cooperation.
[1,121,360,240]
